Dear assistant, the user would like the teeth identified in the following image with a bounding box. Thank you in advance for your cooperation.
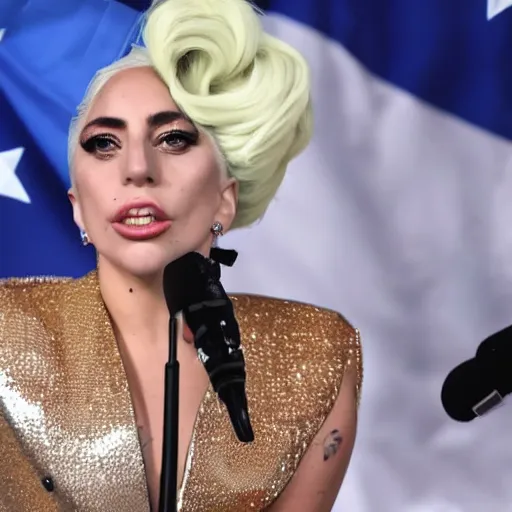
[122,216,155,226]
[127,207,156,217]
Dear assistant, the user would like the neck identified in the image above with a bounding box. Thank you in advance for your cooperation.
[97,258,170,348]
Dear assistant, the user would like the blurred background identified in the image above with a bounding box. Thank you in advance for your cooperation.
[3,0,512,510]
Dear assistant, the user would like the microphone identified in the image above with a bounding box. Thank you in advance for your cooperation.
[441,325,512,421]
[162,250,254,443]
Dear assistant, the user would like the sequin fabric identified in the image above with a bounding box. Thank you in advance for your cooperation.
[0,271,362,511]
[0,273,150,512]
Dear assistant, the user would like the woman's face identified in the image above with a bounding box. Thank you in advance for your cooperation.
[69,66,237,279]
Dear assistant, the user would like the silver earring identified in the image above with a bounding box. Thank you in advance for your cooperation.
[211,221,224,237]
[80,230,90,246]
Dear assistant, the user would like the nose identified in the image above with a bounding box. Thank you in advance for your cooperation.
[121,139,158,187]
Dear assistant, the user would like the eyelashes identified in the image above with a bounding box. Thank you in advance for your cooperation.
[156,129,199,150]
[80,133,121,157]
[79,129,199,158]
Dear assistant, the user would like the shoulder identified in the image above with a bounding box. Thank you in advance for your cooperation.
[0,271,98,308]
[0,274,76,325]
[231,293,363,405]
[0,271,98,362]
[230,293,359,340]
[0,274,73,298]
[0,275,69,322]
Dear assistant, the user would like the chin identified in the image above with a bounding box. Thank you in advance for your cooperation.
[108,243,184,280]
[121,260,167,280]
[97,233,212,280]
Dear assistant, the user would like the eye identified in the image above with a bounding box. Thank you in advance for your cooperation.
[80,134,121,156]
[157,130,198,152]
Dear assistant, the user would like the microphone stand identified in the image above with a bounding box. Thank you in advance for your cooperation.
[158,315,179,512]
[157,249,252,512]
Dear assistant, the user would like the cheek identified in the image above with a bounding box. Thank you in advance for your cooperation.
[74,169,117,222]
[183,153,222,194]
[179,167,221,213]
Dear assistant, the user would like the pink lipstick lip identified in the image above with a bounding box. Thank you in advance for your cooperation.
[112,219,172,241]
[111,200,168,223]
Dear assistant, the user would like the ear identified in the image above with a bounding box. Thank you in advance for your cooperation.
[216,177,238,232]
[68,188,85,231]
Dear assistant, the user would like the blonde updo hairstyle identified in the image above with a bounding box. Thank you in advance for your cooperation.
[68,0,312,229]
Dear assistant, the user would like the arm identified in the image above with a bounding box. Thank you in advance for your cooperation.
[268,362,359,512]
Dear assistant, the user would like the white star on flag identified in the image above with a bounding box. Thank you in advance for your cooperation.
[487,0,512,19]
[0,148,30,204]
[0,29,5,43]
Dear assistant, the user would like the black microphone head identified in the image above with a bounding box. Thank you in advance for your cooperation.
[163,252,222,316]
[164,251,252,443]
[441,358,500,422]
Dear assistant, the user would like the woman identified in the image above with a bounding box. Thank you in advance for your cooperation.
[0,0,362,510]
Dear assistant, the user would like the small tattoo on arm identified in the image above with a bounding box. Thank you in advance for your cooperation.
[323,429,342,461]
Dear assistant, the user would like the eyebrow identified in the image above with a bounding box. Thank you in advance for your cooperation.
[80,110,194,134]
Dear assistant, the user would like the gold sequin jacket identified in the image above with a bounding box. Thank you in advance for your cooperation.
[0,271,362,511]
